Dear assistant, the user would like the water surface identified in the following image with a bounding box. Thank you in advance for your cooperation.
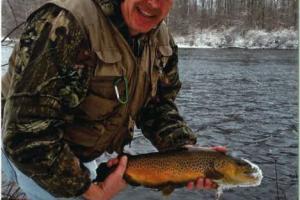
[118,48,298,200]
[1,47,298,200]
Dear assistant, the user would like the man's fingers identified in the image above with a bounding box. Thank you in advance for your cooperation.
[203,178,213,189]
[114,156,128,177]
[188,178,218,190]
[107,158,119,167]
[211,146,227,153]
[183,145,227,153]
[186,181,194,190]
[195,178,204,189]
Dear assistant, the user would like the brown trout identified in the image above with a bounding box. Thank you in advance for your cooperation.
[95,146,263,197]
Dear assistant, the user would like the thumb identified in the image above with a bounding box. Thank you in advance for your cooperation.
[114,156,128,177]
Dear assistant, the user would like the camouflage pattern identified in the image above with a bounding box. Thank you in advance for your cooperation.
[3,6,92,197]
[137,36,196,150]
[3,0,196,198]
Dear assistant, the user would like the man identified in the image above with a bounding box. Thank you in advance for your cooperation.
[2,0,224,199]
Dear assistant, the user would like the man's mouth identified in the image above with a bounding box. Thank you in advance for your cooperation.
[136,6,156,18]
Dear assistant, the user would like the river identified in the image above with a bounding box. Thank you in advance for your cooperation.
[1,46,298,200]
[117,48,298,200]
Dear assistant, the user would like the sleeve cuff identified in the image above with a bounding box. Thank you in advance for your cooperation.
[75,179,92,197]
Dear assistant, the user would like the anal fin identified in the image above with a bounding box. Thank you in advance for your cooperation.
[161,185,174,196]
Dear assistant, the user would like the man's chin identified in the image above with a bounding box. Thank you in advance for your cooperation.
[128,25,153,36]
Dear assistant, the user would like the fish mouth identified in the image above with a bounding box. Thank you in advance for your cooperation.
[241,158,263,186]
[216,158,263,189]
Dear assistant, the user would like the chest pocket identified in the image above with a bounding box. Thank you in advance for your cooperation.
[79,50,125,120]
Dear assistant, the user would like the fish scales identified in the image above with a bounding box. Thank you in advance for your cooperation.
[95,147,263,197]
[126,150,225,187]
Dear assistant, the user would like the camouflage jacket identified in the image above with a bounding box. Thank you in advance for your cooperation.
[3,0,196,197]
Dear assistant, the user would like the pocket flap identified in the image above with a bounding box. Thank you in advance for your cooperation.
[96,50,122,63]
[158,46,173,57]
[79,94,118,120]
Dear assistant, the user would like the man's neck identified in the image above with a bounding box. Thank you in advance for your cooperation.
[95,0,159,57]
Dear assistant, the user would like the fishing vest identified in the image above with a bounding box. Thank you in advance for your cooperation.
[2,0,173,159]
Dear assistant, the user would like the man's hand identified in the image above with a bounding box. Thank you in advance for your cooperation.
[83,156,128,200]
[186,146,227,190]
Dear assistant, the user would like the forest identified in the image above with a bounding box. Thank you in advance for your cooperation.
[168,0,298,35]
[2,0,298,37]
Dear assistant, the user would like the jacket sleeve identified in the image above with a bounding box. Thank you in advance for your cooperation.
[137,34,197,151]
[3,5,93,197]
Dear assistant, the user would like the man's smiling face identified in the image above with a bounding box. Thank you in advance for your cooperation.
[121,0,173,36]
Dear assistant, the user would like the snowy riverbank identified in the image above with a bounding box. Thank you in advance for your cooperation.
[174,27,298,49]
[2,27,298,50]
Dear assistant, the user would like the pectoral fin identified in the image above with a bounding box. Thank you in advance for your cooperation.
[161,185,174,196]
[205,170,224,180]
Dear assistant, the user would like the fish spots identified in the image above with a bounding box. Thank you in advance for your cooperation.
[123,149,262,194]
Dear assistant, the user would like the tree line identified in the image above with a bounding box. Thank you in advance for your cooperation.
[1,0,298,38]
[168,0,298,35]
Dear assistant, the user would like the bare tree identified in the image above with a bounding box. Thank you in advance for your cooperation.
[1,0,298,38]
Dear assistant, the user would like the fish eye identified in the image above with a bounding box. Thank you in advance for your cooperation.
[233,160,255,172]
[235,159,249,167]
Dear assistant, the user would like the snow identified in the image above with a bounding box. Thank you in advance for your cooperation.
[1,28,298,50]
[174,27,298,49]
